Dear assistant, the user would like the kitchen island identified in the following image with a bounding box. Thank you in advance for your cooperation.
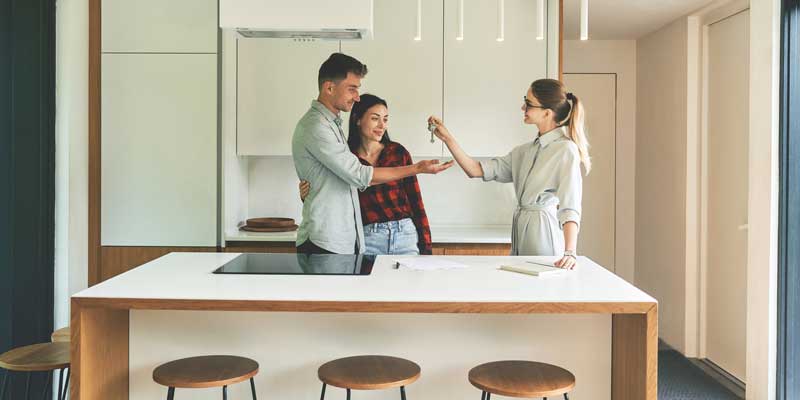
[71,253,657,400]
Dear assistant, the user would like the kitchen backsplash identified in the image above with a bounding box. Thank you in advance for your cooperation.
[246,156,517,226]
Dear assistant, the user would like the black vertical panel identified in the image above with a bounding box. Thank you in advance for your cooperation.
[779,0,800,399]
[0,0,56,396]
[0,0,14,368]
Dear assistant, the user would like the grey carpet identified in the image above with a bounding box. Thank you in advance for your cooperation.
[659,350,741,399]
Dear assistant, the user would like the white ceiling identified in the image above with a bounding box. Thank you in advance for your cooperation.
[562,0,717,40]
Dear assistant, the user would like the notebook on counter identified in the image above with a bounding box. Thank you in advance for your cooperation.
[499,261,564,277]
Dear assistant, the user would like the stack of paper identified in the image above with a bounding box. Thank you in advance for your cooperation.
[499,261,564,277]
[394,258,470,271]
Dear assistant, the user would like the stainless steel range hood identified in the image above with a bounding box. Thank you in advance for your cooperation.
[236,29,366,40]
[220,0,373,40]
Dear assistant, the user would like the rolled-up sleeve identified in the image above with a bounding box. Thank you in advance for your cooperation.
[556,145,583,228]
[480,151,513,183]
[304,124,373,191]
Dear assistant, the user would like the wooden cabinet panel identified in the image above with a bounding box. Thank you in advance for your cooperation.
[102,0,217,53]
[437,243,511,255]
[341,0,444,157]
[442,0,548,157]
[97,246,217,284]
[225,242,297,253]
[101,54,217,246]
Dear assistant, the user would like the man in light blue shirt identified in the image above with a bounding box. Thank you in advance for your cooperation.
[292,53,452,254]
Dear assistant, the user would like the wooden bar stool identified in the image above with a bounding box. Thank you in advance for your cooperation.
[0,342,71,400]
[153,355,259,400]
[50,327,70,343]
[317,355,421,400]
[468,361,575,399]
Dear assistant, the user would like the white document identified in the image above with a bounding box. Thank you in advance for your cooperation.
[393,258,470,271]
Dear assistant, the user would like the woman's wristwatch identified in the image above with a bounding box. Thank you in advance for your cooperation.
[563,250,577,259]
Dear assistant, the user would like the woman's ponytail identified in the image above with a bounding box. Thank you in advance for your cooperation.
[565,94,591,174]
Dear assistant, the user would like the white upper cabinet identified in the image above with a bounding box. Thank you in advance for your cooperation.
[233,0,555,157]
[102,0,218,53]
[101,54,218,246]
[443,0,549,157]
[236,38,339,156]
[340,0,444,157]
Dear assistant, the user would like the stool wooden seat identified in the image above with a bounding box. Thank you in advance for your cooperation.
[0,343,70,372]
[152,355,259,400]
[468,361,575,399]
[51,327,70,343]
[0,342,71,400]
[318,355,421,400]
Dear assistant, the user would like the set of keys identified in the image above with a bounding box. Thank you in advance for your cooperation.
[428,121,436,143]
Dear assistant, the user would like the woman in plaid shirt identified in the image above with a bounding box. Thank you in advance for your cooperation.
[300,94,433,255]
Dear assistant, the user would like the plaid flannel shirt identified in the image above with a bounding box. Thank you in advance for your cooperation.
[355,142,433,255]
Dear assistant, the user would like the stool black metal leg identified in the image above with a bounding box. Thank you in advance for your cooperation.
[481,391,486,400]
[486,392,491,400]
[63,368,70,398]
[319,383,327,400]
[346,388,351,400]
[563,394,569,400]
[223,385,228,400]
[56,368,64,400]
[40,371,52,400]
[0,370,9,400]
[166,387,175,400]
[400,385,406,400]
[24,372,31,400]
[250,377,257,400]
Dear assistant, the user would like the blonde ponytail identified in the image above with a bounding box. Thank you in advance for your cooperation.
[565,94,591,174]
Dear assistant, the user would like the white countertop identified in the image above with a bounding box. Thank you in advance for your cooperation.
[74,253,655,305]
[225,225,512,243]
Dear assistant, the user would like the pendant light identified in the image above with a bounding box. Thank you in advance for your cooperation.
[456,0,464,40]
[536,0,545,40]
[414,0,422,41]
[580,0,589,40]
[496,0,505,42]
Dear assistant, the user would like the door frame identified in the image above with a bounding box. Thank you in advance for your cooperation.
[562,72,617,272]
[686,0,750,384]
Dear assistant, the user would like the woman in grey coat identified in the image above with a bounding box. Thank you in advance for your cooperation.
[428,79,591,269]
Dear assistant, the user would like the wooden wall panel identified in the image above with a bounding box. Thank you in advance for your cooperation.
[98,246,216,282]
[224,242,297,253]
[438,243,512,256]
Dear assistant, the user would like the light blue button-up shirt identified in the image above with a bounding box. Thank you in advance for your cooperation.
[291,100,374,254]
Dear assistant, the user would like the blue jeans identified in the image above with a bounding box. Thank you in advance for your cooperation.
[363,218,419,255]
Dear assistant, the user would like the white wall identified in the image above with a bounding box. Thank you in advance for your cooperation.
[635,18,690,353]
[563,40,637,284]
[244,156,518,229]
[54,0,89,329]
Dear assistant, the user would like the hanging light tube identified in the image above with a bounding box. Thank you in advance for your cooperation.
[456,0,464,40]
[414,0,422,41]
[580,0,589,40]
[536,0,545,40]
[496,0,505,42]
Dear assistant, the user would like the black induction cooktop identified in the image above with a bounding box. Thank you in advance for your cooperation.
[213,253,376,276]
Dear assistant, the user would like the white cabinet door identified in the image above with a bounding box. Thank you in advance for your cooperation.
[102,0,218,53]
[101,54,218,246]
[443,0,548,157]
[236,38,339,155]
[341,0,444,157]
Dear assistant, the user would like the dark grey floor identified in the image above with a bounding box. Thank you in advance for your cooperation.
[659,350,742,400]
